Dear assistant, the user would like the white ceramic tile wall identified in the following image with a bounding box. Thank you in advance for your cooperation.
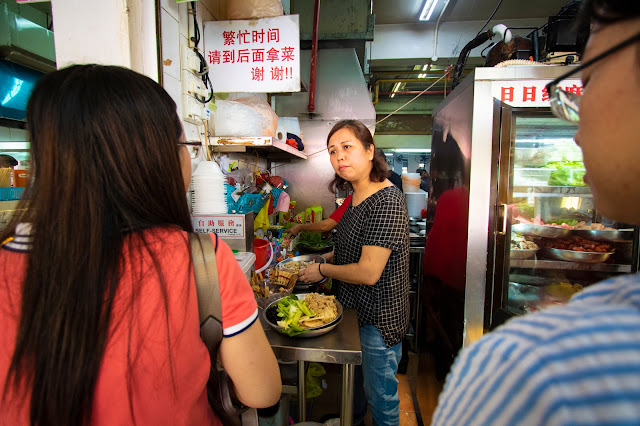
[178,3,189,39]
[159,0,268,174]
[160,0,179,21]
[161,9,180,81]
[163,72,182,119]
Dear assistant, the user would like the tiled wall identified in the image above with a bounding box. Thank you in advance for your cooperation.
[159,0,268,171]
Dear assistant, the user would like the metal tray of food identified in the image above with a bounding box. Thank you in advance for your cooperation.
[263,294,343,338]
[541,247,614,263]
[513,223,570,238]
[510,248,538,260]
[571,229,634,242]
[275,254,326,288]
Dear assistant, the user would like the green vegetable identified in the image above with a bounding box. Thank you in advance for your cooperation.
[297,231,333,249]
[275,295,316,336]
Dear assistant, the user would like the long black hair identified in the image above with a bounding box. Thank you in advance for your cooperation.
[326,119,389,193]
[1,65,193,426]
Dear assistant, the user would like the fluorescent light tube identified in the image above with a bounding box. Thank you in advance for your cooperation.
[419,0,440,21]
[395,149,432,153]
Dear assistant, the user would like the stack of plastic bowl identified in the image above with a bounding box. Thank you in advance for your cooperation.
[405,190,427,219]
[401,172,421,193]
[191,160,227,214]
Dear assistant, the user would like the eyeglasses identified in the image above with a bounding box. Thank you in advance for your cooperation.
[178,141,202,159]
[546,30,640,123]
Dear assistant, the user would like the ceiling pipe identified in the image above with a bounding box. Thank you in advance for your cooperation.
[431,0,451,61]
[378,90,451,95]
[308,0,320,116]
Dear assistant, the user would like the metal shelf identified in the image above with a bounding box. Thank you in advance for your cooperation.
[513,185,592,198]
[510,258,632,273]
[209,136,308,160]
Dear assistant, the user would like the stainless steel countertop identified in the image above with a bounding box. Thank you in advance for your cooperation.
[260,308,362,365]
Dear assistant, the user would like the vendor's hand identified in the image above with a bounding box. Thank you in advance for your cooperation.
[288,224,303,236]
[298,263,323,283]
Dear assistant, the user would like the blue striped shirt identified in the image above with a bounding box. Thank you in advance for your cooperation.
[432,274,640,426]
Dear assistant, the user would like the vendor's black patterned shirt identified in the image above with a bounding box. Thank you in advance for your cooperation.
[334,186,410,348]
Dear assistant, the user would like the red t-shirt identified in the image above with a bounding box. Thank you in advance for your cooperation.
[0,227,257,425]
[330,194,352,222]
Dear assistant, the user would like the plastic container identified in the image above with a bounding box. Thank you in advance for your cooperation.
[254,238,274,272]
[0,187,24,201]
[233,251,256,282]
[513,168,552,186]
[401,173,421,193]
[12,164,29,188]
[514,147,551,168]
[405,191,427,218]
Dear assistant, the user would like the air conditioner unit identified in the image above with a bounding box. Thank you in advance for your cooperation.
[0,2,55,73]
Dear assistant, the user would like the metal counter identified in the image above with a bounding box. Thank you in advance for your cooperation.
[260,308,362,426]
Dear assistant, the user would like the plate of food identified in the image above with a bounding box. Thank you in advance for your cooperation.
[263,293,343,337]
[512,223,570,238]
[510,232,539,259]
[541,248,614,263]
[571,229,634,242]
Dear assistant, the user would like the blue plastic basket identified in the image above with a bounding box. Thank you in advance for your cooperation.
[225,184,269,214]
[0,187,24,201]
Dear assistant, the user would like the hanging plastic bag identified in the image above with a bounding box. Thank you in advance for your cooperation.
[305,362,326,399]
[254,199,270,232]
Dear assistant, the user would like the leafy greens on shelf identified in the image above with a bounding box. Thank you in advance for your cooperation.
[296,231,333,249]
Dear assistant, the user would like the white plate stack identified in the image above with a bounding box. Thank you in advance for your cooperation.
[405,190,427,219]
[191,160,227,214]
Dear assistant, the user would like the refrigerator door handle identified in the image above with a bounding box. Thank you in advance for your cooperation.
[497,203,508,235]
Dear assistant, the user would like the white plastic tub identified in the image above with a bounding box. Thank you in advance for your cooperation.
[233,251,256,282]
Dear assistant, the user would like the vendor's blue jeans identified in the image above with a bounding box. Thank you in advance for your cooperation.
[354,324,402,426]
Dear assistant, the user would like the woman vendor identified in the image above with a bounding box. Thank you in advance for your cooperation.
[298,119,409,426]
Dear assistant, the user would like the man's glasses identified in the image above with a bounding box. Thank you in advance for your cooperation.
[546,30,640,123]
[178,141,203,159]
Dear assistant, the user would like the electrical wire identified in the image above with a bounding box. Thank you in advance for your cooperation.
[190,2,214,104]
[476,0,504,35]
[373,67,452,129]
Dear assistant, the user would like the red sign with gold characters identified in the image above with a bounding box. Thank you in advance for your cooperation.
[491,79,582,107]
[204,15,300,93]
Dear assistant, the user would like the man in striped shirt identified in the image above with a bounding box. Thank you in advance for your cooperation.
[433,0,640,424]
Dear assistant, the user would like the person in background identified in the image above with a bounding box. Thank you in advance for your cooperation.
[432,0,640,423]
[0,65,281,425]
[298,120,409,426]
[419,169,431,193]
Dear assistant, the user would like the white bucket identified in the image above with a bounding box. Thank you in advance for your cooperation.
[405,191,427,218]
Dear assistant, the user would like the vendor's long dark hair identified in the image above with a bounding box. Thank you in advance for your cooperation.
[1,65,192,426]
[327,120,389,192]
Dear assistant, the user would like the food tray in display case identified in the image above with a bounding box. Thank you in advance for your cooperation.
[510,248,538,260]
[512,223,570,238]
[541,247,614,263]
[571,229,634,242]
